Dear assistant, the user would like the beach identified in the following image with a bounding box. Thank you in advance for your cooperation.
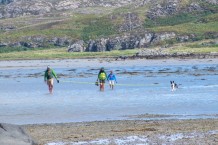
[0,58,218,144]
[23,119,218,145]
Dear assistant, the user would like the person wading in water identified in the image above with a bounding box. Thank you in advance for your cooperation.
[97,67,107,91]
[107,70,117,90]
[44,66,59,94]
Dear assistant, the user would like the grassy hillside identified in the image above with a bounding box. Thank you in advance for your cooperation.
[0,0,218,58]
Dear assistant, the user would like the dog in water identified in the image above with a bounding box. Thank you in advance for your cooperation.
[170,81,178,91]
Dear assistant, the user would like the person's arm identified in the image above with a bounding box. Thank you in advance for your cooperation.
[52,69,59,83]
[104,72,107,80]
[114,75,117,83]
[97,72,100,81]
[44,71,47,82]
[107,74,110,81]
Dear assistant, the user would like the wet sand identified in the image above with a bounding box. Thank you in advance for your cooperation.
[0,58,218,70]
[24,119,218,145]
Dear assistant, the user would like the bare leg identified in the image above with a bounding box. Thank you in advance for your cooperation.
[47,79,54,94]
[49,84,53,94]
[100,83,103,91]
[102,83,105,91]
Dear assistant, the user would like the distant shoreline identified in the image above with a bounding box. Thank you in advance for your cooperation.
[1,51,218,62]
[0,57,218,70]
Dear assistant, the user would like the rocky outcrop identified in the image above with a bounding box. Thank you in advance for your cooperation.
[206,0,218,4]
[0,0,148,18]
[87,38,108,52]
[146,0,217,20]
[147,0,181,19]
[0,35,71,48]
[118,12,142,32]
[67,32,177,52]
[68,40,85,52]
[1,1,53,18]
[0,123,37,145]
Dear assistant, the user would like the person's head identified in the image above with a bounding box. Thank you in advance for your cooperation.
[47,65,51,71]
[100,67,104,72]
[110,70,113,74]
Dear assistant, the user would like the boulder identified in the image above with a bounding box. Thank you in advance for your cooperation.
[87,38,108,52]
[0,42,8,47]
[68,40,85,52]
[0,123,37,145]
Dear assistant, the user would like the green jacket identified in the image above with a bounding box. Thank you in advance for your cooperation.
[44,69,58,81]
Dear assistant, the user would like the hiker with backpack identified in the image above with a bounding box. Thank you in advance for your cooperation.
[97,67,107,91]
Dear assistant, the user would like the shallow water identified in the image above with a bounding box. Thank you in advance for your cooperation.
[0,62,218,124]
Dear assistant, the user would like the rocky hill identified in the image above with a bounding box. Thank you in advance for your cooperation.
[0,0,218,53]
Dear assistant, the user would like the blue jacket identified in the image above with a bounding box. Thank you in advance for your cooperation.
[107,74,117,81]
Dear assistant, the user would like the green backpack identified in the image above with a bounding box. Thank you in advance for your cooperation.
[99,72,106,80]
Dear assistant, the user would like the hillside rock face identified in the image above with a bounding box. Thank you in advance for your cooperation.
[146,0,218,20]
[70,32,177,52]
[0,0,148,18]
[0,0,218,52]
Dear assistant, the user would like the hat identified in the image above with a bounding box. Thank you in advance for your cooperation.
[47,65,50,69]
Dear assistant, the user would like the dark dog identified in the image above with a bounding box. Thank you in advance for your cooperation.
[170,81,178,91]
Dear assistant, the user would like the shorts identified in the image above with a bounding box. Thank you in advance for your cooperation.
[99,79,105,84]
[47,79,54,86]
[109,80,115,85]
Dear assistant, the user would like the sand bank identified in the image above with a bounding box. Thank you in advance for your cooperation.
[0,58,218,70]
[24,119,218,145]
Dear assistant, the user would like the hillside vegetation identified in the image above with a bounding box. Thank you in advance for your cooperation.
[0,0,217,58]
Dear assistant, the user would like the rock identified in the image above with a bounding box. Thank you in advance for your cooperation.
[187,3,204,12]
[0,25,16,30]
[106,37,122,51]
[206,0,218,4]
[49,37,71,46]
[68,40,85,52]
[87,38,108,52]
[0,0,14,5]
[118,12,142,32]
[0,123,37,145]
[0,42,8,47]
[0,0,148,18]
[75,31,178,52]
[152,32,176,44]
[1,1,53,18]
[55,0,80,10]
[147,0,181,19]
[146,0,217,20]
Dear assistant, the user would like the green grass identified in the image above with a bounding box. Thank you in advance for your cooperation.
[164,40,218,54]
[167,46,218,54]
[81,17,116,41]
[144,11,213,28]
[150,21,218,36]
[0,48,139,60]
